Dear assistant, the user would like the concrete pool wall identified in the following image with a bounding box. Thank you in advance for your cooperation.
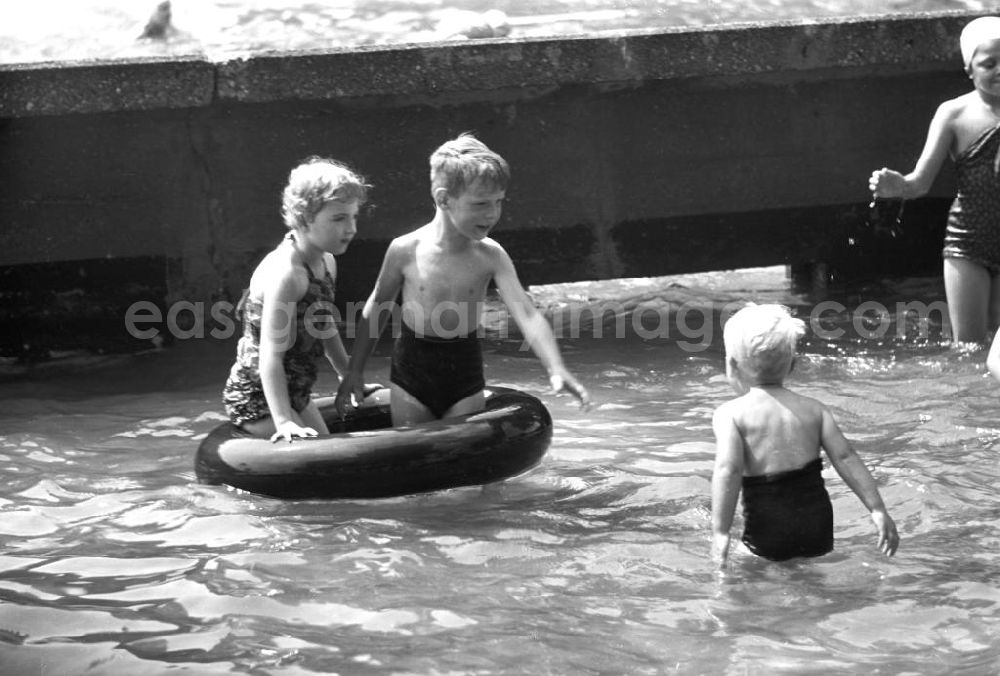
[0,11,979,356]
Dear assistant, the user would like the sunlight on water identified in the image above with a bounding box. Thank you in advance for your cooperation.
[0,0,989,64]
[1,267,999,673]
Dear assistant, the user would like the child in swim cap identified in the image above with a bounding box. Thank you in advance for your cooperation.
[869,16,1000,345]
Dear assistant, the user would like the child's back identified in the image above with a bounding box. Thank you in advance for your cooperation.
[715,386,834,562]
[711,304,899,566]
[721,386,823,477]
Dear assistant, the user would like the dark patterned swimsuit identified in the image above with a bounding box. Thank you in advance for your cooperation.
[222,239,337,427]
[943,123,1000,274]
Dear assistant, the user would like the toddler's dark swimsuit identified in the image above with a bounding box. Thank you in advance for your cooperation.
[943,123,1000,274]
[390,321,485,419]
[741,458,834,562]
[222,243,337,426]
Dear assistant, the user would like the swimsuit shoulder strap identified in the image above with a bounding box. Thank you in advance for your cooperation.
[283,232,325,282]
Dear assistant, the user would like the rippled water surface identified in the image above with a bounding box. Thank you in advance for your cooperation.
[0,0,992,64]
[1,268,999,674]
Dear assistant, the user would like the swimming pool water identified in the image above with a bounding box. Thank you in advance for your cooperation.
[1,267,998,674]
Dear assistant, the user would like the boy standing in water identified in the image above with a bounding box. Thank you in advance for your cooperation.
[711,304,899,566]
[336,133,589,425]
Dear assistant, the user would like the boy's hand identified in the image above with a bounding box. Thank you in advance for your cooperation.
[270,420,318,443]
[712,532,731,568]
[334,374,364,418]
[550,372,591,410]
[871,509,899,557]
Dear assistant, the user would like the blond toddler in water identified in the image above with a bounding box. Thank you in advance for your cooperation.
[712,304,899,565]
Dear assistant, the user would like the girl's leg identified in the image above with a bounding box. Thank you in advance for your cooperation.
[298,401,329,435]
[943,257,991,344]
[240,416,276,438]
[240,407,324,437]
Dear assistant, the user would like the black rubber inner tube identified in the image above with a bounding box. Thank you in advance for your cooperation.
[194,386,553,499]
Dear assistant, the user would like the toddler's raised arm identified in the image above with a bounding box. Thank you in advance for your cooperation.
[820,407,899,556]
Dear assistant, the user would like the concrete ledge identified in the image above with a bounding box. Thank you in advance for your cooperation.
[224,13,968,105]
[0,56,215,117]
[0,11,978,118]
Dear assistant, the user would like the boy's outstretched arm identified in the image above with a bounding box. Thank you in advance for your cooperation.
[820,407,900,556]
[711,404,743,568]
[491,246,590,409]
[334,241,406,416]
[322,329,350,379]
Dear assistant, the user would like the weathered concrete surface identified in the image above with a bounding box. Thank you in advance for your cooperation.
[0,12,983,357]
[0,14,968,116]
[0,57,215,117]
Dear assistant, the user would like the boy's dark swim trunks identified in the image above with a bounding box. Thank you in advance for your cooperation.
[741,457,834,562]
[943,123,1000,274]
[389,321,485,419]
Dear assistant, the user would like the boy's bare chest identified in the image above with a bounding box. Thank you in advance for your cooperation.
[407,248,492,300]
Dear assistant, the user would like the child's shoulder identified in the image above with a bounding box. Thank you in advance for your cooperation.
[713,396,744,423]
[473,235,508,260]
[388,228,424,252]
[249,243,307,293]
[938,91,982,118]
[774,388,831,426]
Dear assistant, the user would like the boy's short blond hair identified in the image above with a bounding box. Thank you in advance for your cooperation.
[430,133,510,198]
[723,303,805,385]
[282,156,369,230]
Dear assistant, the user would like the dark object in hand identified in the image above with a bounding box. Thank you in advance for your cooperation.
[867,197,905,238]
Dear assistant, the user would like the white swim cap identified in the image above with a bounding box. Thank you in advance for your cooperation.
[960,16,1000,69]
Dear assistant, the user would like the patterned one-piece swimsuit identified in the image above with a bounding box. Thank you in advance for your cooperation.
[943,123,1000,274]
[222,242,336,426]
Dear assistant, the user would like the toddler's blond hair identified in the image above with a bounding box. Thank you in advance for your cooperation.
[723,303,805,385]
